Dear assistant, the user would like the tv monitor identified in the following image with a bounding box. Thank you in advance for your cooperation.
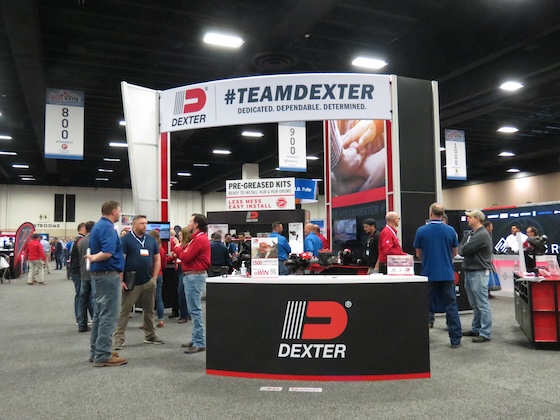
[333,218,357,243]
[146,221,171,241]
[38,233,49,241]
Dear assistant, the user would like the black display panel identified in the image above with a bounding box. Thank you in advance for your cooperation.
[146,221,171,241]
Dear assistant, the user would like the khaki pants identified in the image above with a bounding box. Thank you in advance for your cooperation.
[28,260,45,284]
[113,279,156,345]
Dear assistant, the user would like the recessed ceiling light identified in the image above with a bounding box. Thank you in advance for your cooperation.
[95,177,109,181]
[0,135,12,140]
[500,81,524,91]
[98,168,114,173]
[109,142,128,148]
[193,163,209,167]
[499,152,515,157]
[12,164,29,169]
[103,158,121,162]
[21,177,35,181]
[203,32,244,48]
[170,181,178,184]
[497,127,519,133]
[0,151,17,155]
[507,168,520,173]
[306,156,319,160]
[213,149,231,155]
[177,172,191,177]
[119,120,126,126]
[18,174,33,177]
[242,131,264,137]
[352,57,388,70]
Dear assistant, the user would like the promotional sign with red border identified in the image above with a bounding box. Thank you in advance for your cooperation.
[226,178,295,211]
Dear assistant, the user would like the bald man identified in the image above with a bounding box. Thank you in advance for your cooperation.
[378,211,407,274]
[304,223,322,257]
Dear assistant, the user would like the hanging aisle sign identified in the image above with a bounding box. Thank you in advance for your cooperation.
[445,129,467,180]
[226,178,295,211]
[159,73,392,132]
[278,121,306,172]
[45,89,85,160]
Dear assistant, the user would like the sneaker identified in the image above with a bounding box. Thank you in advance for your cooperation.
[462,330,479,337]
[450,343,461,348]
[113,343,124,351]
[93,355,128,367]
[184,346,206,354]
[78,326,91,333]
[144,336,164,345]
[472,336,491,343]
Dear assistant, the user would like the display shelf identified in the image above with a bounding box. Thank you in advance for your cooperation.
[533,312,557,342]
[532,282,555,311]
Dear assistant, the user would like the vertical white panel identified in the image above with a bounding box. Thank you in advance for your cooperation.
[121,82,160,219]
[432,81,443,203]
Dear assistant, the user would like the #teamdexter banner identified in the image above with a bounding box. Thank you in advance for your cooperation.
[159,73,392,132]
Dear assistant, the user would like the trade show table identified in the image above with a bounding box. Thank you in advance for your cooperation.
[206,275,430,381]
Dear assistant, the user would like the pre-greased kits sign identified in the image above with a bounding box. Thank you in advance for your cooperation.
[226,177,295,211]
[159,73,391,132]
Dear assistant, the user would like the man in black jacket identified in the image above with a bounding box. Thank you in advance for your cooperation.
[209,232,231,277]
[69,223,86,329]
[363,218,380,272]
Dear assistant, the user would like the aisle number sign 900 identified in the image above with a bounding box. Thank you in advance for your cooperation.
[45,89,85,160]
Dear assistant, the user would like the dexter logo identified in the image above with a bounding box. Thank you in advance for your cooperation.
[246,211,259,222]
[278,301,348,359]
[182,88,206,113]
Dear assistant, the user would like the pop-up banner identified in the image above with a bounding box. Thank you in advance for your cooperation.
[226,178,295,211]
[160,73,392,132]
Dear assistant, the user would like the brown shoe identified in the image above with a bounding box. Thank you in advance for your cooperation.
[181,341,193,348]
[177,318,188,324]
[93,355,127,367]
[157,320,164,328]
[90,351,119,363]
[184,346,206,354]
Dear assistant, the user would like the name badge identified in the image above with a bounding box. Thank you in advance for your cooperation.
[365,250,370,256]
[140,249,149,256]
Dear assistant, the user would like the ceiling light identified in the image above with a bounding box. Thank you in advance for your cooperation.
[352,57,388,70]
[0,135,12,140]
[312,179,323,182]
[177,172,191,177]
[499,152,515,157]
[21,177,35,181]
[18,174,33,177]
[500,81,524,91]
[213,149,231,155]
[242,131,264,137]
[306,156,319,160]
[103,158,121,162]
[193,163,209,167]
[12,164,29,169]
[497,127,519,133]
[98,168,114,173]
[95,178,109,181]
[0,151,17,155]
[170,181,178,184]
[275,167,281,171]
[440,147,446,152]
[203,32,244,48]
[119,120,126,126]
[507,168,520,173]
[109,142,128,148]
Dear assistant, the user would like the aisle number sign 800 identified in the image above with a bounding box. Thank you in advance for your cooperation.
[45,103,84,160]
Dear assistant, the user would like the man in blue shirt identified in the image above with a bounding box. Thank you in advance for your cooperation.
[113,215,162,350]
[209,232,231,276]
[269,221,291,275]
[304,223,322,257]
[413,203,461,348]
[86,201,127,367]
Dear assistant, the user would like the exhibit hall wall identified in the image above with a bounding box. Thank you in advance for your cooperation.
[0,185,326,237]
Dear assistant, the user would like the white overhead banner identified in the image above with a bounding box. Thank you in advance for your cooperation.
[226,177,295,211]
[159,73,392,132]
[45,89,84,160]
[445,129,467,180]
[278,121,306,172]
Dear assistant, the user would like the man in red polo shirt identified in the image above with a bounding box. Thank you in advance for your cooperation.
[378,211,407,274]
[25,233,46,285]
[173,213,210,354]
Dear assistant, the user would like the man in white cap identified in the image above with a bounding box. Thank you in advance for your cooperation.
[459,209,493,343]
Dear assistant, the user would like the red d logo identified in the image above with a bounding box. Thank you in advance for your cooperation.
[183,88,206,113]
[301,301,348,340]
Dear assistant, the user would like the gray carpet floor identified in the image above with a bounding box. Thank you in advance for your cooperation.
[1,266,559,420]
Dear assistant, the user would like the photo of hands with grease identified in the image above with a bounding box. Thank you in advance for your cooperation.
[329,120,386,196]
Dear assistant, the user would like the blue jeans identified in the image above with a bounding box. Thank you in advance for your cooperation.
[177,270,189,319]
[90,272,122,363]
[428,281,462,345]
[77,279,94,329]
[155,275,164,320]
[183,273,206,347]
[71,272,81,322]
[278,261,289,276]
[464,270,492,338]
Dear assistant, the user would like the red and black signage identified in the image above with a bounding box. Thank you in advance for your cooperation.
[206,281,430,381]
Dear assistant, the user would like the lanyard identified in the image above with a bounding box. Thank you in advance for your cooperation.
[131,231,145,248]
[387,226,400,243]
